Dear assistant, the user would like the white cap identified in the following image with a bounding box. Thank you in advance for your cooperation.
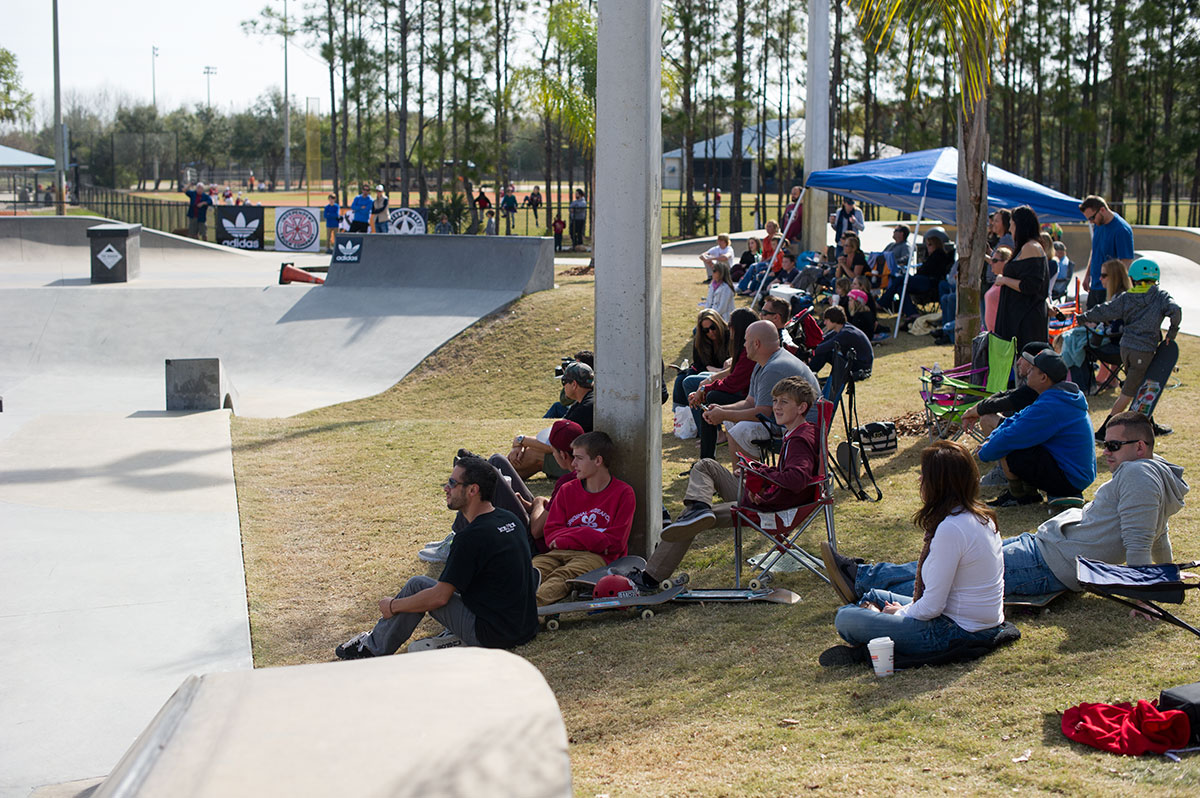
[375,184,385,192]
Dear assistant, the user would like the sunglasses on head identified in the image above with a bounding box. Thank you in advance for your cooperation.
[1098,439,1139,453]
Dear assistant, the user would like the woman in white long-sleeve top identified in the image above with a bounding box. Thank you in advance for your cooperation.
[833,440,1006,657]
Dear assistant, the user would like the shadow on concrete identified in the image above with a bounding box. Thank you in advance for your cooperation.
[0,446,231,491]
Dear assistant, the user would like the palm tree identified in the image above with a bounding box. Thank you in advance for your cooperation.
[854,0,1011,364]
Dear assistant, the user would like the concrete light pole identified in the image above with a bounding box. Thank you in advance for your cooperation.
[52,0,65,215]
[802,0,831,254]
[282,0,290,190]
[594,0,663,558]
[152,46,159,110]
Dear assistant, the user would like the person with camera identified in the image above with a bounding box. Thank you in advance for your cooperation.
[508,361,595,480]
[805,306,873,380]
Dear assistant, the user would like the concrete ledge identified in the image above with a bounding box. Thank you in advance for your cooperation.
[325,233,554,295]
[94,649,571,797]
[165,358,238,413]
[0,215,254,260]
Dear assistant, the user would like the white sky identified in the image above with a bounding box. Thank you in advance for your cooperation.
[9,0,333,121]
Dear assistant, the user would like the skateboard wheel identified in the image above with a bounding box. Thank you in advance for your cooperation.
[749,579,763,590]
[660,579,674,592]
[640,608,654,620]
[546,618,560,632]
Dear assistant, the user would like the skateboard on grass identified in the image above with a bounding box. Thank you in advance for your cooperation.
[539,574,690,631]
[1003,590,1067,610]
[1129,339,1179,419]
[673,587,801,605]
[565,555,649,596]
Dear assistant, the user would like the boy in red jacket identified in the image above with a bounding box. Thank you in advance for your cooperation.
[633,375,819,589]
[532,431,636,605]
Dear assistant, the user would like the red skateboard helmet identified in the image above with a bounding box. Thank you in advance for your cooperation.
[594,574,638,598]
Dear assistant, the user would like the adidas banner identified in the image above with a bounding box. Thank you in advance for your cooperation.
[216,205,266,250]
[273,207,322,253]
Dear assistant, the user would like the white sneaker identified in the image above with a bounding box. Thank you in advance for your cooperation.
[418,532,455,562]
[979,465,1009,488]
[409,629,462,652]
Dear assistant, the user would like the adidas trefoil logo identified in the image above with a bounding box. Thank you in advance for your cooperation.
[338,240,360,256]
[334,238,362,262]
[222,212,260,238]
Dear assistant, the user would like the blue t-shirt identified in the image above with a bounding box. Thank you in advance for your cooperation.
[350,194,374,223]
[323,203,340,227]
[1087,213,1134,290]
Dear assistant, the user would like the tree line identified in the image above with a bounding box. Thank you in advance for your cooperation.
[2,0,1197,231]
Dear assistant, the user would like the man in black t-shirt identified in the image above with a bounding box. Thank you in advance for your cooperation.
[335,455,538,658]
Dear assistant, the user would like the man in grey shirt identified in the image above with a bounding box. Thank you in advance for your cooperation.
[824,412,1188,603]
[700,320,819,466]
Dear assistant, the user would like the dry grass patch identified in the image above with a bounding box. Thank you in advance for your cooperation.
[232,265,1200,796]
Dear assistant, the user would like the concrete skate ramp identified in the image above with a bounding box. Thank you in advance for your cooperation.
[325,232,554,295]
[95,649,571,798]
[0,282,519,417]
[0,215,254,264]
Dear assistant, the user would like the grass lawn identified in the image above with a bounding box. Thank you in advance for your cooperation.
[231,264,1200,796]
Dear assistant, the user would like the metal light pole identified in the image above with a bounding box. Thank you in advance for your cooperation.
[283,0,290,190]
[152,46,159,110]
[52,0,65,214]
[203,66,217,109]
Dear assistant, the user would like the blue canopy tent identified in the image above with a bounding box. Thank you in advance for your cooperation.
[804,147,1086,335]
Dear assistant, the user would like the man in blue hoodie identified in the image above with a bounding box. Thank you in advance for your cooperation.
[979,349,1096,507]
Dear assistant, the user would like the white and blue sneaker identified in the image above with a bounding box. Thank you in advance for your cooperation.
[409,629,462,653]
[418,532,456,563]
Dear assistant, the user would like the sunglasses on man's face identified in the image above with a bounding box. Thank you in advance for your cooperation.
[1098,439,1139,453]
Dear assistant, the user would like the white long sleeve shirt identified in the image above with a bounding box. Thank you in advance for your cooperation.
[894,510,1005,632]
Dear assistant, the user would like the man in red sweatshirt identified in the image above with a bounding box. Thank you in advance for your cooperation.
[632,376,820,590]
[532,431,636,605]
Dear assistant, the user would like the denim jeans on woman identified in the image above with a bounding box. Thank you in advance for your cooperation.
[834,589,1004,657]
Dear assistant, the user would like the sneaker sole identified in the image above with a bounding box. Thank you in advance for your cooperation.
[661,512,716,542]
[820,541,859,605]
[417,549,451,563]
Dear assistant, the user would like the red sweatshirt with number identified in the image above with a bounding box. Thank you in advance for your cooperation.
[542,476,636,563]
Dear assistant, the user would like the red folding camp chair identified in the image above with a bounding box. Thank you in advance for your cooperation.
[730,398,837,589]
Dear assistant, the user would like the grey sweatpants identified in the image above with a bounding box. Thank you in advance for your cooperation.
[362,575,481,655]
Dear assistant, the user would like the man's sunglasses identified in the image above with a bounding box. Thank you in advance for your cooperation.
[1098,439,1139,452]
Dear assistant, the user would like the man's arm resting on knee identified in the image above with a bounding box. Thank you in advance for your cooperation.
[379,581,456,618]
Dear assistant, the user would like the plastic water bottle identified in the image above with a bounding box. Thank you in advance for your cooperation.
[931,362,943,387]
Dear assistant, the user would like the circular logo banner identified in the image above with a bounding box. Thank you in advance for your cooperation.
[274,207,321,252]
[388,208,427,235]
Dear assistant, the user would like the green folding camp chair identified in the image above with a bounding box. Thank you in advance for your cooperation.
[919,334,1017,439]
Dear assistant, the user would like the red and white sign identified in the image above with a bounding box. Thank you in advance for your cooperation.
[274,207,322,253]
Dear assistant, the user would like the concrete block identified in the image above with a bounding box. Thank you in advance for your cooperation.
[87,223,141,283]
[165,358,237,412]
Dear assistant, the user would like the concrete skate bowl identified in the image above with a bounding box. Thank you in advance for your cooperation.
[0,224,556,417]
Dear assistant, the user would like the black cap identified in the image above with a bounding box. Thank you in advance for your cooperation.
[1021,341,1051,357]
[1021,350,1068,383]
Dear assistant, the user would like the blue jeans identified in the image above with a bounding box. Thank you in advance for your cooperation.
[884,274,934,316]
[673,368,710,408]
[854,532,1067,598]
[834,589,1004,657]
[543,401,569,419]
[737,261,769,292]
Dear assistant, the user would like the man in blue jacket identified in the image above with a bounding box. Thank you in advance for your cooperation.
[348,183,375,233]
[979,349,1096,507]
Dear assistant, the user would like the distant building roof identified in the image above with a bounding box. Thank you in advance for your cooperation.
[663,119,802,161]
[0,144,55,168]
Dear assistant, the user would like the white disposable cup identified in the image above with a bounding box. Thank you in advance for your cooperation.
[867,636,895,677]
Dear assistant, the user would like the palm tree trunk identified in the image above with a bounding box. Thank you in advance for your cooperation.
[955,96,989,366]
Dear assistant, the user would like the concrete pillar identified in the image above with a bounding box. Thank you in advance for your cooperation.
[802,0,831,254]
[594,0,663,558]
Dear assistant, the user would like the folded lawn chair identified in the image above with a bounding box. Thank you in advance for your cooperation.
[1048,283,1081,341]
[1077,556,1200,638]
[730,398,837,589]
[920,333,1017,439]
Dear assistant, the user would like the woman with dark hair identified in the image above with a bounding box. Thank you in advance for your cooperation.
[686,307,759,460]
[830,440,1005,658]
[992,205,1050,349]
[671,308,730,408]
[734,237,761,282]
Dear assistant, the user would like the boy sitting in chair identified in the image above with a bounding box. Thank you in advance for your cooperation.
[631,377,820,591]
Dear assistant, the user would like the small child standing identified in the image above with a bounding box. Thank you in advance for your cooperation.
[532,432,635,605]
[1078,257,1181,434]
[323,194,340,253]
[552,213,566,251]
[485,210,497,236]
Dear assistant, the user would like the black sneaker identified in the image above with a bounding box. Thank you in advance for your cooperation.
[1152,421,1173,436]
[627,568,661,593]
[334,631,375,660]
[661,505,716,542]
[987,490,1042,508]
[820,541,860,605]
[818,644,868,667]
